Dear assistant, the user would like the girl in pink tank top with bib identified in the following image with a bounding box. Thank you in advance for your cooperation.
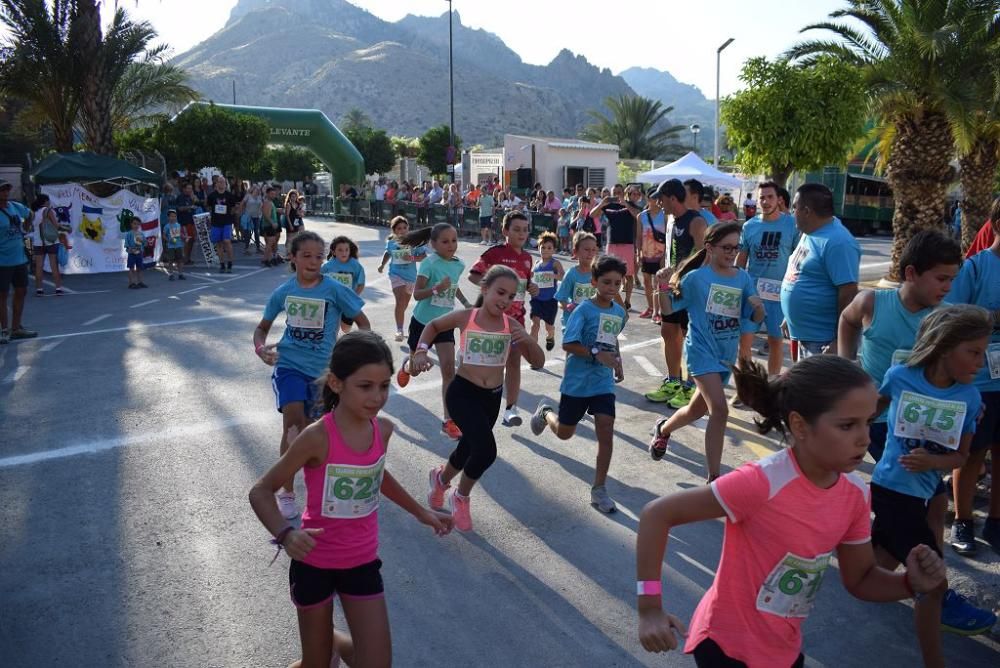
[410,265,545,532]
[250,331,452,668]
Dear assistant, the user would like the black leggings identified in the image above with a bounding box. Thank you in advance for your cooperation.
[445,375,502,480]
[693,638,804,668]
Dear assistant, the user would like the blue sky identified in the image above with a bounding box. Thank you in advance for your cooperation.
[101,0,849,98]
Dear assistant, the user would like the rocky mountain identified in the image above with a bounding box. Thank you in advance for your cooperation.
[173,0,638,145]
[619,66,718,153]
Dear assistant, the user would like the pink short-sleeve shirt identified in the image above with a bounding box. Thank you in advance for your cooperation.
[684,448,871,667]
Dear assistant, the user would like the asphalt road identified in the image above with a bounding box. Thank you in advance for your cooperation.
[0,220,996,668]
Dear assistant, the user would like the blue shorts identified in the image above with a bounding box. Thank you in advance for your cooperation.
[740,300,784,338]
[557,393,615,425]
[126,253,143,270]
[209,225,233,243]
[271,366,320,415]
[479,216,492,228]
[530,298,558,326]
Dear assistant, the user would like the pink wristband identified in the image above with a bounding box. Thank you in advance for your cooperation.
[255,344,265,354]
[416,342,430,351]
[636,580,662,596]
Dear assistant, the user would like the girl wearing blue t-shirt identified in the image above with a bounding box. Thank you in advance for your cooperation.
[529,231,565,355]
[649,222,764,481]
[253,231,372,521]
[377,216,427,341]
[322,235,366,334]
[555,231,599,329]
[870,304,996,663]
[395,223,472,440]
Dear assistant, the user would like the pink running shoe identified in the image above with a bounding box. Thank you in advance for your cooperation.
[446,488,473,532]
[427,466,449,509]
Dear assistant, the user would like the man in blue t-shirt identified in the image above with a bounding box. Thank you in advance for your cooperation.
[780,183,860,357]
[0,180,37,343]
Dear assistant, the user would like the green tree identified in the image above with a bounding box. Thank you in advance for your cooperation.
[163,103,269,175]
[721,56,867,187]
[341,108,371,133]
[785,0,1000,280]
[270,145,320,182]
[581,94,685,160]
[110,46,200,134]
[345,126,395,176]
[418,124,461,177]
[0,0,80,152]
[391,135,420,158]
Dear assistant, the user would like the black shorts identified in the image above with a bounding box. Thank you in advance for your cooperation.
[641,260,662,275]
[0,263,29,292]
[970,391,1000,452]
[693,637,804,668]
[261,226,280,238]
[557,393,615,426]
[289,558,384,609]
[870,483,943,564]
[407,316,455,352]
[661,309,689,327]
[341,314,354,326]
[530,298,558,326]
[33,244,57,257]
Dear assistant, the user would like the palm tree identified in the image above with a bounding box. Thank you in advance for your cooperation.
[0,0,80,152]
[785,0,1000,280]
[581,94,686,160]
[341,108,372,133]
[110,45,200,134]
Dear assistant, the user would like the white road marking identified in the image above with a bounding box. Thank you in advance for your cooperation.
[3,366,28,383]
[11,309,261,343]
[175,284,210,295]
[633,355,662,377]
[82,313,111,326]
[43,280,75,293]
[38,339,64,352]
[130,299,160,309]
[675,550,717,577]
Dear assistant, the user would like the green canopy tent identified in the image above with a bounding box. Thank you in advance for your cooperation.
[31,151,160,188]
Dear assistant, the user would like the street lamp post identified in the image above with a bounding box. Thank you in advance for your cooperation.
[690,124,701,154]
[447,0,455,183]
[714,37,734,167]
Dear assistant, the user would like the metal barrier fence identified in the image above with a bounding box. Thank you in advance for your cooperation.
[303,196,558,238]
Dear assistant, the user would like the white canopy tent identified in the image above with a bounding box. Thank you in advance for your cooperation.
[637,152,742,189]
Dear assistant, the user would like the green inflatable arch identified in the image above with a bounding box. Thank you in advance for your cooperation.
[175,102,365,188]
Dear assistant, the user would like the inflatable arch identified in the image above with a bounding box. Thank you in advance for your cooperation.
[173,102,365,189]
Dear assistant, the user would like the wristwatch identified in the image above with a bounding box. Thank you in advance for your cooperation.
[590,345,600,363]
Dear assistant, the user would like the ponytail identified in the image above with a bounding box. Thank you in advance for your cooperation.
[671,248,707,298]
[400,226,433,248]
[732,356,788,436]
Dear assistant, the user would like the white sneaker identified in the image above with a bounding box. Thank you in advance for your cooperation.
[394,331,404,342]
[276,491,299,519]
[530,402,552,435]
[502,406,522,427]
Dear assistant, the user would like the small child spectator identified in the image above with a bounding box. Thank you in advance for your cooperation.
[556,208,571,253]
[161,209,186,281]
[125,217,147,289]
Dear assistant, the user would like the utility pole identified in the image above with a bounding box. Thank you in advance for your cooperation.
[714,38,734,166]
[448,0,455,183]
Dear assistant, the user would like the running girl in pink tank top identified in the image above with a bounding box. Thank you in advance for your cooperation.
[409,265,545,532]
[635,355,947,668]
[250,331,453,668]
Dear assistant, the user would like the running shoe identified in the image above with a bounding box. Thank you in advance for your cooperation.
[10,327,37,340]
[218,263,226,274]
[638,308,653,319]
[168,274,175,281]
[276,491,298,520]
[446,489,473,532]
[0,329,8,344]
[442,419,462,440]
[668,385,695,409]
[729,394,745,409]
[531,402,553,436]
[128,284,137,289]
[178,274,186,280]
[396,359,410,387]
[941,589,997,635]
[226,262,233,273]
[427,466,449,509]
[649,417,670,461]
[982,517,1000,556]
[645,378,682,403]
[545,337,555,351]
[652,314,662,325]
[137,282,148,288]
[950,519,977,555]
[394,331,405,342]
[624,301,632,311]
[590,485,617,513]
[35,288,43,296]
[55,287,63,295]
[502,406,522,427]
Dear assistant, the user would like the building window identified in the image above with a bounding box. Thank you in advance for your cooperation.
[589,168,606,189]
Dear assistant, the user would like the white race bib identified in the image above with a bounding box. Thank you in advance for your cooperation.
[893,390,966,449]
[756,277,782,302]
[756,551,831,618]
[213,204,227,215]
[431,286,457,309]
[284,296,326,330]
[891,348,911,366]
[329,272,353,288]
[514,278,527,302]
[596,313,622,348]
[462,330,510,367]
[706,283,742,318]
[321,456,385,519]
[573,282,596,304]
[534,271,555,289]
[988,342,1000,380]
[391,246,412,264]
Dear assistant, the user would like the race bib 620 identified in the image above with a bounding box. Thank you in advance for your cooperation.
[756,277,782,302]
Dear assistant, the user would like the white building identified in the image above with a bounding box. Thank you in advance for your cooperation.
[465,148,503,186]
[502,134,619,193]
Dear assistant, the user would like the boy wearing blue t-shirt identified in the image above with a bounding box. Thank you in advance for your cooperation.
[124,217,147,289]
[531,256,627,514]
[161,209,186,281]
[529,231,564,357]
